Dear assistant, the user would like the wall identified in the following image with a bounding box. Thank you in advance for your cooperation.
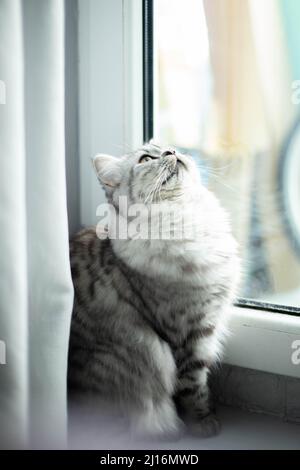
[213,364,300,424]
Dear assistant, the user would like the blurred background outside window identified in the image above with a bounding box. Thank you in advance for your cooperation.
[154,0,300,308]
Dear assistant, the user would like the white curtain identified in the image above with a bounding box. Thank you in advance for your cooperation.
[0,0,73,448]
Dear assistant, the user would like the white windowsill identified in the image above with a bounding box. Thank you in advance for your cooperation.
[225,307,300,378]
[69,405,300,450]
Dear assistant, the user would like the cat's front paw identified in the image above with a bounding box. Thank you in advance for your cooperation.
[188,413,221,438]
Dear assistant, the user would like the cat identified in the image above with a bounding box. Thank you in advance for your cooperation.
[67,142,240,439]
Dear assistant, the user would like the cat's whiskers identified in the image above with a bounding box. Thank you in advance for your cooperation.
[152,163,170,202]
[153,165,168,202]
[144,164,166,204]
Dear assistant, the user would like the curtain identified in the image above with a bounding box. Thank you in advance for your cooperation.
[0,0,73,448]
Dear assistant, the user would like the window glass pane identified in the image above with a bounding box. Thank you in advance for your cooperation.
[154,0,300,309]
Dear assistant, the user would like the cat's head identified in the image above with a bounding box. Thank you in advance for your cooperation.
[92,142,201,208]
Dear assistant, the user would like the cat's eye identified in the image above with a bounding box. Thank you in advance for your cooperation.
[139,154,153,164]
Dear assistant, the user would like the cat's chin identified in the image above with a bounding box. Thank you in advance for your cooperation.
[161,167,179,186]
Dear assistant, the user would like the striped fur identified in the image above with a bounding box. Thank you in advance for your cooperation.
[68,143,240,438]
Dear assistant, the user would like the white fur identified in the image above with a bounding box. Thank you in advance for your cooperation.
[90,145,240,438]
[130,397,184,439]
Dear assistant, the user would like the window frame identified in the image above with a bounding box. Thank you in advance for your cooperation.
[78,0,300,378]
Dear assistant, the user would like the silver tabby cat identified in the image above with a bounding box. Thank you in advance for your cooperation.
[68,143,240,438]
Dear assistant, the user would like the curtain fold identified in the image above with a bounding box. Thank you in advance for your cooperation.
[0,0,28,448]
[0,0,73,448]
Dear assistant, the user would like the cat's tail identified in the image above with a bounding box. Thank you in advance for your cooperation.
[129,396,185,441]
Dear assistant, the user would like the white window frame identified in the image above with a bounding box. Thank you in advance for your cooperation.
[78,0,300,379]
[78,0,143,226]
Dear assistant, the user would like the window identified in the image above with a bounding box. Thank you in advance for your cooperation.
[145,0,300,313]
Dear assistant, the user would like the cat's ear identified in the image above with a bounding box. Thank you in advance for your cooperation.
[92,154,122,187]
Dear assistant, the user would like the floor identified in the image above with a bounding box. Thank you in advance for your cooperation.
[68,405,300,450]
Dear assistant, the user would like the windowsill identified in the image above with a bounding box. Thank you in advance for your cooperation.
[224,306,300,378]
[155,406,300,450]
[159,406,300,450]
[68,405,300,450]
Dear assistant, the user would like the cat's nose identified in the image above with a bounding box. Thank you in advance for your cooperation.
[161,150,176,158]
